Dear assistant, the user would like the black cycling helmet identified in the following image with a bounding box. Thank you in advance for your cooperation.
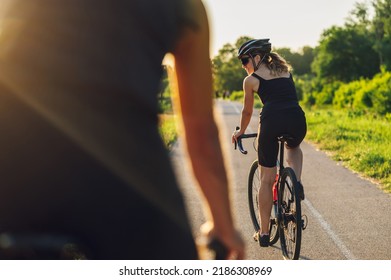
[237,39,271,58]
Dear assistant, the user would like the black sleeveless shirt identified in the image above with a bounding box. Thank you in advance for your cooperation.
[252,73,300,119]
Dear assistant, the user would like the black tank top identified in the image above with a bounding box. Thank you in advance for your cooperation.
[252,73,300,118]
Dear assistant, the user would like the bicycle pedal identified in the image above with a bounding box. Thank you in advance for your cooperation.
[301,215,308,230]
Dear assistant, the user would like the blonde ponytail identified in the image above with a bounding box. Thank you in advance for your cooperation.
[263,52,292,75]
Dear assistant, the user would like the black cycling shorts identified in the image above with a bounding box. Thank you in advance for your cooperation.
[258,107,307,168]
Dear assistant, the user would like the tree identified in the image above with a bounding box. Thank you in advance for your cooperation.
[346,1,371,27]
[212,36,253,94]
[311,25,379,82]
[372,0,391,70]
[275,46,315,76]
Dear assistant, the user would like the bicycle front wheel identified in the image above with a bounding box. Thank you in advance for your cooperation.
[248,160,279,245]
[278,167,302,260]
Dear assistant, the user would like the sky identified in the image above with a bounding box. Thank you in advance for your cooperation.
[202,0,363,56]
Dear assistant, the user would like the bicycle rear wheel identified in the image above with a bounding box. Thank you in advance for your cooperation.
[278,167,302,260]
[248,160,279,245]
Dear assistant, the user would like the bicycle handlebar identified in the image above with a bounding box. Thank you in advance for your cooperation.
[234,127,257,155]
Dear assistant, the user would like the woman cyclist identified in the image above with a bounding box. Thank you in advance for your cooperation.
[232,39,307,247]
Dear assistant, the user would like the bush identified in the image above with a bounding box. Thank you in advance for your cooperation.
[352,72,391,114]
[314,81,341,105]
[302,92,316,107]
[158,84,173,114]
[353,79,376,110]
[229,90,244,101]
[371,72,391,114]
[333,79,365,109]
[294,76,309,101]
[299,77,323,107]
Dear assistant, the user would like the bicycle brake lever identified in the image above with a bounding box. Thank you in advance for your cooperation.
[233,126,240,150]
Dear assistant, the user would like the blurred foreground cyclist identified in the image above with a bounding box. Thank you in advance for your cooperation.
[0,0,244,259]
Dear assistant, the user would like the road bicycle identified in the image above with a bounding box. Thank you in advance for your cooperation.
[234,128,307,260]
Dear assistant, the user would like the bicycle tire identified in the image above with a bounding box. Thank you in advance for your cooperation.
[278,167,302,260]
[248,160,279,245]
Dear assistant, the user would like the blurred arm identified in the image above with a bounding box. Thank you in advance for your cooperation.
[172,0,243,258]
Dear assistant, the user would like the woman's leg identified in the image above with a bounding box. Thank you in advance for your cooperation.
[286,145,305,199]
[258,165,277,235]
[285,145,303,182]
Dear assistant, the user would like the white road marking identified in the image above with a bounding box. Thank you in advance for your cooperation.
[303,199,357,260]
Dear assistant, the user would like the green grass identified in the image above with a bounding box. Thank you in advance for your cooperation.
[158,86,177,149]
[305,107,391,193]
[159,114,177,149]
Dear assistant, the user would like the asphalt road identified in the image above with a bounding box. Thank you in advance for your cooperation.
[171,99,391,260]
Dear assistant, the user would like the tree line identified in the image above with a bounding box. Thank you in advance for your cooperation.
[212,0,391,115]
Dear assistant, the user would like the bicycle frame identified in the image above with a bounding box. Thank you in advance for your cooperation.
[235,132,286,203]
[274,135,290,201]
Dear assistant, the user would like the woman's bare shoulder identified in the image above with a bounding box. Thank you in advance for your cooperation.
[243,75,259,92]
